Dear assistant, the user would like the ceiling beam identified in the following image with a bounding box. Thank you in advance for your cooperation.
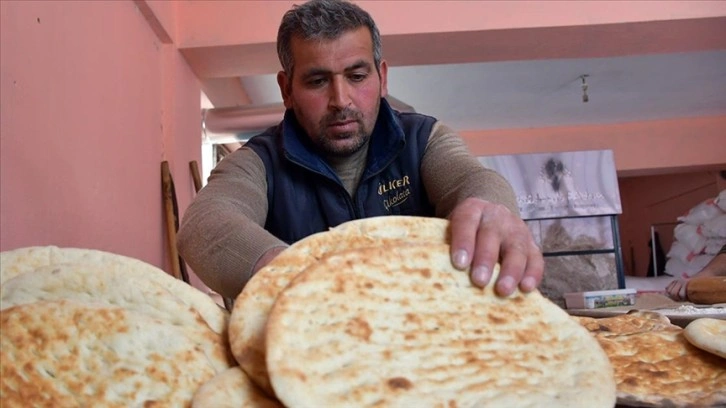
[182,17,726,80]
[201,77,251,108]
[174,1,726,48]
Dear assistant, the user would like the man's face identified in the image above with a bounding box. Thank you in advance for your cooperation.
[277,27,388,157]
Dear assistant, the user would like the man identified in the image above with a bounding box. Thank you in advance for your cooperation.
[178,0,544,300]
[666,244,726,301]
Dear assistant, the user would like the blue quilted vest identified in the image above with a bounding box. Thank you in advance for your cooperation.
[245,99,436,244]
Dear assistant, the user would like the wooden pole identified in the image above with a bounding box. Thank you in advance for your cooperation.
[190,160,203,193]
[161,161,183,281]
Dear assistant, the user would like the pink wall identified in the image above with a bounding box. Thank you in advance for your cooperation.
[460,116,726,177]
[0,1,201,272]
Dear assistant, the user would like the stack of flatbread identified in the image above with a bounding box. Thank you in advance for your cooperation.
[223,216,616,407]
[0,246,234,407]
[4,219,722,407]
[574,311,726,407]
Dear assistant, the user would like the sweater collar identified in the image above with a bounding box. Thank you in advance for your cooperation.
[281,98,405,179]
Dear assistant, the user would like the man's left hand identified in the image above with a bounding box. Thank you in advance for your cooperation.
[448,197,544,296]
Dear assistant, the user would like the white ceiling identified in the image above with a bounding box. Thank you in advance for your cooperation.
[240,49,726,132]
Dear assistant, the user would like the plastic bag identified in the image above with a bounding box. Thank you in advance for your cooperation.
[666,239,702,263]
[673,223,707,253]
[704,238,726,255]
[664,257,698,278]
[702,214,726,238]
[715,189,726,212]
[664,254,715,278]
[678,197,724,225]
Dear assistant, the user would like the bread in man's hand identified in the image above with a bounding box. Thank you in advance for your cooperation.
[229,216,449,395]
[265,243,615,408]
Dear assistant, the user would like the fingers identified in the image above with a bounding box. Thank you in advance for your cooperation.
[490,232,543,296]
[469,227,500,288]
[449,198,542,297]
[678,281,688,301]
[494,241,527,296]
[665,281,677,299]
[519,240,544,292]
[448,199,482,270]
[673,281,685,301]
[665,280,688,301]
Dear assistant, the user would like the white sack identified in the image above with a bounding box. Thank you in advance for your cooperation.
[673,223,707,253]
[667,239,702,263]
[678,197,724,225]
[716,189,726,212]
[702,214,726,238]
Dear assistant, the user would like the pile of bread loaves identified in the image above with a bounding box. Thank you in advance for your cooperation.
[1,216,724,407]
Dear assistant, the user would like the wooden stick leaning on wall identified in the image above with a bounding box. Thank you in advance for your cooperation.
[161,161,190,283]
[190,160,203,194]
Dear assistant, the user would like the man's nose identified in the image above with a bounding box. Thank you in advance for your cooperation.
[328,76,352,110]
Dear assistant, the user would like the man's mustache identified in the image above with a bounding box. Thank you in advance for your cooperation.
[322,108,362,126]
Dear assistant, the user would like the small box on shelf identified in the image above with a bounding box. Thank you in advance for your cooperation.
[564,288,637,309]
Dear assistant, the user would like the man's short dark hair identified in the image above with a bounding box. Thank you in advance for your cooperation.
[277,0,383,77]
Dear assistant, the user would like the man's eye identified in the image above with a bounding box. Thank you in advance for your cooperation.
[307,78,327,87]
[349,73,367,82]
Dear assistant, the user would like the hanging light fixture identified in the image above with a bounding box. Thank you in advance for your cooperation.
[580,74,590,103]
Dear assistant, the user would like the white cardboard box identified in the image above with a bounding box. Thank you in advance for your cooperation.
[564,288,637,309]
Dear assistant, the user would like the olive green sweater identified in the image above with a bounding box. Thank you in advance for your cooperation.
[177,122,518,298]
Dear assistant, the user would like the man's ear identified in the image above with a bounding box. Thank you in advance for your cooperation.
[379,60,389,98]
[277,71,293,109]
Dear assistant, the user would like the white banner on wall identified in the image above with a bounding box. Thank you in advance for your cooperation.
[479,149,622,220]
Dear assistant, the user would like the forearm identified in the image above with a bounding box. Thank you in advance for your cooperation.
[694,252,726,278]
[178,203,287,299]
[421,122,519,218]
[177,148,287,299]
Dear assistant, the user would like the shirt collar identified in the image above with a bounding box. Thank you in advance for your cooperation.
[280,98,405,178]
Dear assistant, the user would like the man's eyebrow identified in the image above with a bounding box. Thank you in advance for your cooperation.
[344,60,372,72]
[301,67,332,79]
[301,60,372,79]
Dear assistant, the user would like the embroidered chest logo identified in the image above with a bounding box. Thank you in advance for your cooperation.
[378,176,412,211]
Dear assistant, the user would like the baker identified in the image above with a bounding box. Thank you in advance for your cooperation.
[177,0,544,299]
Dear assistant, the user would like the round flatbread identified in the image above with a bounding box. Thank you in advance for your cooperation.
[684,318,726,359]
[0,263,234,372]
[229,216,449,395]
[1,300,218,407]
[596,328,726,407]
[192,367,284,408]
[0,245,53,284]
[266,244,616,408]
[329,214,451,239]
[577,310,680,335]
[0,246,228,334]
